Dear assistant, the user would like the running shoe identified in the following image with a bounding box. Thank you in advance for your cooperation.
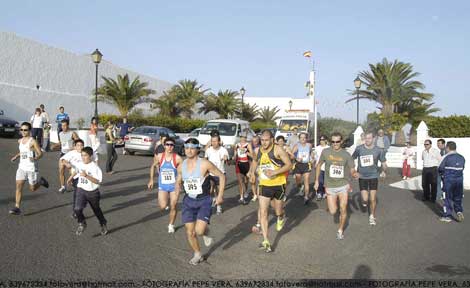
[439,217,452,223]
[276,216,285,231]
[165,206,169,211]
[100,224,108,236]
[456,212,464,222]
[322,193,327,199]
[58,186,66,193]
[203,235,213,247]
[304,197,310,205]
[251,195,258,202]
[258,240,272,253]
[168,224,175,234]
[39,177,49,188]
[216,205,222,215]
[76,223,86,236]
[70,213,77,219]
[336,230,344,240]
[299,184,304,195]
[369,215,376,226]
[238,198,245,204]
[189,253,203,265]
[9,207,21,215]
[315,193,322,201]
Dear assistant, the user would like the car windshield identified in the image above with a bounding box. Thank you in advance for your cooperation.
[200,122,237,136]
[133,127,158,135]
[279,120,308,132]
[189,129,200,136]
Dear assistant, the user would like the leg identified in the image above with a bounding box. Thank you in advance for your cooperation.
[338,192,349,232]
[452,181,464,214]
[106,144,113,172]
[258,194,271,242]
[422,169,430,200]
[442,181,453,218]
[326,192,338,216]
[430,168,438,202]
[194,219,209,237]
[185,222,200,253]
[295,173,302,188]
[236,173,245,200]
[110,146,118,171]
[436,175,443,201]
[319,170,325,197]
[303,173,310,199]
[37,128,43,148]
[369,190,377,217]
[59,160,66,187]
[158,191,169,210]
[15,180,26,208]
[168,191,178,225]
[74,188,88,224]
[273,199,284,218]
[87,190,107,225]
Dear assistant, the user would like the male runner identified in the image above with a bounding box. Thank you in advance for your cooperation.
[72,147,107,236]
[9,122,49,215]
[148,137,183,233]
[292,132,315,204]
[249,130,292,252]
[234,134,253,204]
[52,119,79,193]
[62,139,87,218]
[205,135,229,214]
[314,135,329,201]
[315,132,359,240]
[175,138,225,265]
[352,131,387,225]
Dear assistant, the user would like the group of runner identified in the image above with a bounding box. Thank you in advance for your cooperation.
[9,122,389,265]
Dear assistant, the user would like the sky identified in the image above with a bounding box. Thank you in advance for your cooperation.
[1,0,469,122]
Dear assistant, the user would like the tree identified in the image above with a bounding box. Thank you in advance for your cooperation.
[258,106,280,123]
[346,58,439,121]
[151,79,208,118]
[95,74,155,117]
[199,90,240,119]
[238,102,260,122]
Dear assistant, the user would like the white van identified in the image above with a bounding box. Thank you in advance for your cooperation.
[198,119,255,159]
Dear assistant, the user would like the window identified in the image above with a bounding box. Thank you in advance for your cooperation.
[200,122,237,136]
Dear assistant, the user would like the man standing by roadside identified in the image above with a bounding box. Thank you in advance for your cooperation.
[438,141,465,223]
[117,117,134,154]
[55,106,69,136]
[39,104,50,151]
[421,139,441,202]
[287,127,300,150]
[352,131,387,226]
[436,139,446,201]
[374,129,390,178]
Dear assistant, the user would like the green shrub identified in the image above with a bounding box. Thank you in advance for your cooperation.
[98,114,205,133]
[251,120,276,133]
[318,117,357,140]
[427,115,470,137]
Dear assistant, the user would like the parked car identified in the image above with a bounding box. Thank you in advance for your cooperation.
[123,126,185,156]
[198,119,255,159]
[0,110,20,137]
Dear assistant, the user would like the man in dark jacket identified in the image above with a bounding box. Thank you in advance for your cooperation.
[438,141,465,223]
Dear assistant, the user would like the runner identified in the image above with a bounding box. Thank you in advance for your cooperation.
[62,139,87,218]
[175,138,225,265]
[249,129,292,252]
[52,119,79,193]
[314,132,359,240]
[291,132,314,205]
[9,122,49,215]
[205,134,229,214]
[250,135,261,202]
[352,131,387,226]
[234,134,253,204]
[314,135,329,201]
[148,137,183,233]
[72,147,108,236]
[275,135,294,193]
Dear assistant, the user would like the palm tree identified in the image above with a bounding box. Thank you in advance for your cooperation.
[238,102,260,122]
[346,58,438,119]
[200,90,240,119]
[258,106,281,123]
[95,74,155,117]
[151,79,208,118]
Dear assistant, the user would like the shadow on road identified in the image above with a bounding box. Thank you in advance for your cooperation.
[425,265,470,277]
[0,193,45,206]
[408,189,442,217]
[102,173,149,187]
[24,202,71,216]
[352,264,372,279]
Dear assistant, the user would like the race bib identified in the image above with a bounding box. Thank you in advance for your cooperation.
[79,176,89,185]
[298,152,309,163]
[329,165,344,178]
[237,148,247,157]
[360,155,374,167]
[20,151,33,161]
[259,163,275,180]
[160,169,175,185]
[184,178,203,195]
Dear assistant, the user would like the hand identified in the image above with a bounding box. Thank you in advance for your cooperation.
[314,182,319,191]
[249,173,256,184]
[67,178,73,186]
[347,184,353,193]
[215,195,224,205]
[10,156,18,163]
[352,171,360,179]
[147,180,154,190]
[79,170,87,177]
[264,169,275,178]
[29,157,35,162]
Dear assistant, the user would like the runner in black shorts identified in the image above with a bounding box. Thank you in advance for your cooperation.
[291,133,314,204]
[235,134,253,204]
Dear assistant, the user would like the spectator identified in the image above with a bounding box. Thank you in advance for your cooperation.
[374,129,390,153]
[287,127,300,149]
[105,121,118,174]
[56,106,69,136]
[39,104,50,125]
[436,138,446,201]
[89,117,100,162]
[438,141,465,223]
[30,107,45,149]
[43,123,52,152]
[117,117,134,154]
[421,139,442,202]
[155,132,168,155]
[402,142,414,180]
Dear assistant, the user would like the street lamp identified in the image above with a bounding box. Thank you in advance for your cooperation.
[240,87,246,119]
[354,76,362,125]
[91,49,103,119]
[288,100,293,110]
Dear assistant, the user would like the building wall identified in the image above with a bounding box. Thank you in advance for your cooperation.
[0,32,173,125]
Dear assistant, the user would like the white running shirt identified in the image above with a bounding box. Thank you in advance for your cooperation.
[76,161,102,191]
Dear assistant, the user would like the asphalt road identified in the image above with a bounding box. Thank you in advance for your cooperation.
[1,137,470,280]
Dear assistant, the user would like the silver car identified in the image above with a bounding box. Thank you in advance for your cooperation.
[123,126,184,155]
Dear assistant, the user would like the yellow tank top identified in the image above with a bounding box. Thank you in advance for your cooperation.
[258,144,286,186]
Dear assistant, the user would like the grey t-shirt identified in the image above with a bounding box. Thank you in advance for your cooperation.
[352,144,386,179]
[319,147,355,188]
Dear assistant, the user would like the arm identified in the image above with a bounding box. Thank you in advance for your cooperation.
[314,159,324,191]
[380,150,387,172]
[248,151,259,184]
[72,132,80,141]
[438,156,446,176]
[205,159,225,204]
[147,153,161,190]
[174,164,183,197]
[265,146,292,177]
[247,144,254,160]
[80,170,101,185]
[31,139,43,161]
[67,171,78,186]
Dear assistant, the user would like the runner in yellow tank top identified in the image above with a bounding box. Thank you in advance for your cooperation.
[249,130,292,253]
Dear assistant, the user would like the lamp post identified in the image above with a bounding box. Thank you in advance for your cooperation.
[354,76,362,126]
[91,49,103,120]
[240,87,246,119]
[288,100,293,110]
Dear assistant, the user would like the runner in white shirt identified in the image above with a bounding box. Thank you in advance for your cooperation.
[205,135,229,215]
[52,119,79,193]
[68,146,108,236]
[314,136,329,200]
[9,122,49,215]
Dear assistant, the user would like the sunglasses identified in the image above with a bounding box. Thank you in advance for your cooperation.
[424,144,430,146]
[20,129,29,132]
[331,140,341,144]
[184,144,199,149]
[164,143,175,147]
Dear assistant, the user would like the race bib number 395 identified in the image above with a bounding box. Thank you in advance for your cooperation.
[329,165,344,178]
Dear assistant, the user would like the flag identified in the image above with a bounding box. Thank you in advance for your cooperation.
[303,51,312,58]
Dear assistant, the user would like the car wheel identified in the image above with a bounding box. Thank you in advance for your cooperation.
[125,149,135,155]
